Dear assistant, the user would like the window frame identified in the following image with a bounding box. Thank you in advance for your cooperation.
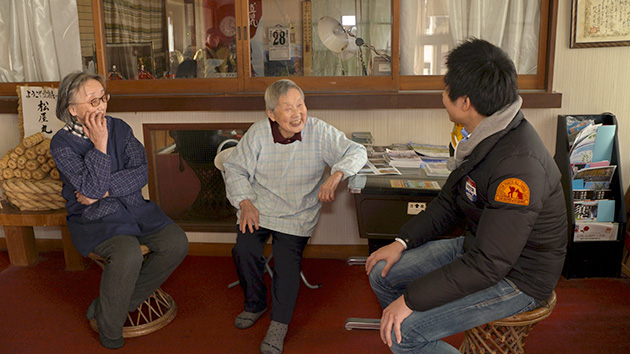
[0,0,560,113]
[399,0,556,91]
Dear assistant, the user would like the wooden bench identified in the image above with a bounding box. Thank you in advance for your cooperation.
[0,200,84,270]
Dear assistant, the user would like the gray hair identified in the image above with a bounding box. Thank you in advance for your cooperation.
[264,79,305,112]
[56,71,106,125]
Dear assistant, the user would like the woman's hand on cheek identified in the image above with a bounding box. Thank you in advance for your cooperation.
[83,111,108,153]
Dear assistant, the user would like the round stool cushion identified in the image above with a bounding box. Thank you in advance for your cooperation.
[89,288,177,338]
[87,245,178,338]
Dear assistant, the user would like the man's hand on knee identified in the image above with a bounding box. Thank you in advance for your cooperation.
[365,241,405,277]
[380,295,413,347]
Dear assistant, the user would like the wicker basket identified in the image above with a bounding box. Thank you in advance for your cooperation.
[2,178,65,211]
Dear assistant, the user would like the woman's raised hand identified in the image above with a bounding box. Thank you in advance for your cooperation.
[83,111,108,154]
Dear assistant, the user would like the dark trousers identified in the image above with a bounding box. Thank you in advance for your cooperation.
[92,223,189,339]
[232,227,309,324]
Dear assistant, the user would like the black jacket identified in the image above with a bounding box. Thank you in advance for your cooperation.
[399,112,567,311]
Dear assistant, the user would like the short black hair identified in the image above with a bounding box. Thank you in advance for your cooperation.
[444,38,518,116]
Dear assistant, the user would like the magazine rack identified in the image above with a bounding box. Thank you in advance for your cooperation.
[554,113,626,278]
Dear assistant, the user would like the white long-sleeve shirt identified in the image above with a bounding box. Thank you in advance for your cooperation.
[224,117,367,236]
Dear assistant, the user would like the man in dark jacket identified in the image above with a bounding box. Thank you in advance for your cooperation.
[365,38,567,354]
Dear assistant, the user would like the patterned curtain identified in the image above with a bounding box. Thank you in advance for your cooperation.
[103,0,165,78]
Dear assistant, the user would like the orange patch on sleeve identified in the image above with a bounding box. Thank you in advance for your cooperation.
[495,178,530,206]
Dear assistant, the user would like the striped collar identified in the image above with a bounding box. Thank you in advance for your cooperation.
[63,120,89,139]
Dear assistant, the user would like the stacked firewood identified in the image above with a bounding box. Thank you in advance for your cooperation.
[0,132,64,210]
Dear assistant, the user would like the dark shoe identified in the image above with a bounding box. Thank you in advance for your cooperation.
[99,332,125,349]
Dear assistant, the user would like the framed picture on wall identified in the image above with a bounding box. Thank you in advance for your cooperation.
[571,0,630,48]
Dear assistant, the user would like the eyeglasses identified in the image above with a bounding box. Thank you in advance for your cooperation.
[72,93,111,107]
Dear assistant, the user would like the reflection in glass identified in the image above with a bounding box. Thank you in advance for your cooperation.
[103,1,165,79]
[146,126,248,230]
[102,0,237,80]
[400,0,541,76]
[250,0,392,77]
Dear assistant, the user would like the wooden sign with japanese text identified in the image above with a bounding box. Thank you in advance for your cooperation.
[17,86,63,141]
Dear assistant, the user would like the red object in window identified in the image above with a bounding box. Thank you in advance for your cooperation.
[137,65,154,80]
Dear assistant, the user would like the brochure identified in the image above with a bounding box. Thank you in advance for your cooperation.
[574,221,618,242]
[358,158,401,175]
[385,149,423,168]
[390,179,441,190]
[421,161,450,177]
[574,199,615,222]
[573,189,613,201]
[572,165,616,190]
[569,123,600,164]
[408,142,450,158]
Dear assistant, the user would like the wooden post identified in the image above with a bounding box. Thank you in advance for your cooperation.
[4,225,38,266]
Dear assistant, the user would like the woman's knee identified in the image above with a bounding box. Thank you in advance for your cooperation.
[106,238,144,269]
[231,238,248,259]
[149,223,189,259]
[232,236,263,260]
[170,224,189,258]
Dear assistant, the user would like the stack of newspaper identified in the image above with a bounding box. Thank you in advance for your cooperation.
[352,132,374,145]
[385,148,423,168]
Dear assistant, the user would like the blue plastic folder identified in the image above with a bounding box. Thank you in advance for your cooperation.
[593,125,616,163]
[596,200,615,222]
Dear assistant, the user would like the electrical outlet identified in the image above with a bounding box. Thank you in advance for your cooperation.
[407,202,426,215]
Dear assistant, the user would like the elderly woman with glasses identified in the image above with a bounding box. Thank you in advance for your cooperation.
[50,72,189,349]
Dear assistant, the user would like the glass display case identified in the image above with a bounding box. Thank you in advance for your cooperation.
[249,0,392,77]
[143,123,251,231]
[0,0,559,105]
[99,0,392,80]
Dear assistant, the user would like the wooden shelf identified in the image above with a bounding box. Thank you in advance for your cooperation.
[0,91,561,114]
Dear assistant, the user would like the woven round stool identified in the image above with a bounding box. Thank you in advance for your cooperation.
[88,245,178,338]
[459,291,556,354]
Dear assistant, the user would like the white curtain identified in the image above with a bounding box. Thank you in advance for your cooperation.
[400,1,422,75]
[400,0,540,75]
[449,0,540,74]
[0,0,82,82]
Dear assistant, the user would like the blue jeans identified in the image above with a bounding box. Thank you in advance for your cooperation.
[92,223,189,339]
[369,237,539,354]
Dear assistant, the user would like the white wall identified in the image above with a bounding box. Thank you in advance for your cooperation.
[2,1,629,244]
